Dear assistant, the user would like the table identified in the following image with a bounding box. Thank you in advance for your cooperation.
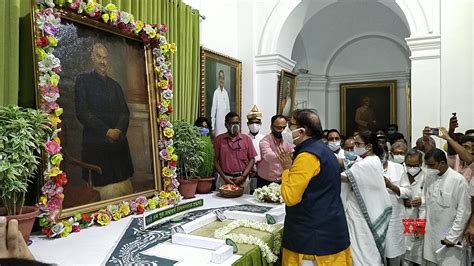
[29,193,281,265]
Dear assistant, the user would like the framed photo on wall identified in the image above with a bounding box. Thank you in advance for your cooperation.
[32,10,161,217]
[277,70,297,117]
[340,80,397,136]
[199,47,242,136]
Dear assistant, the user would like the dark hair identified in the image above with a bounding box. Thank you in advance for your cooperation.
[342,137,354,147]
[406,148,423,162]
[465,129,474,135]
[376,128,387,135]
[218,70,224,77]
[460,135,474,144]
[388,124,398,131]
[327,129,341,138]
[424,148,447,163]
[194,117,212,131]
[225,112,239,123]
[388,132,406,145]
[358,130,384,157]
[292,109,323,139]
[271,115,287,125]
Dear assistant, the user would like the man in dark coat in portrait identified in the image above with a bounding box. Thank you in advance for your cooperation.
[75,43,134,200]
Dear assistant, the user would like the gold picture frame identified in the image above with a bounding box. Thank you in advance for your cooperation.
[340,80,397,136]
[32,8,162,218]
[199,47,242,135]
[277,70,297,117]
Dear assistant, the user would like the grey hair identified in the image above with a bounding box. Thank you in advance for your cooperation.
[416,136,436,148]
[406,148,422,162]
[391,141,407,152]
[91,43,108,57]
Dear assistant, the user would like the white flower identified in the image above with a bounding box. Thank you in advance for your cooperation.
[51,223,64,237]
[143,24,154,34]
[253,183,284,203]
[39,54,60,73]
[39,73,51,86]
[120,12,131,24]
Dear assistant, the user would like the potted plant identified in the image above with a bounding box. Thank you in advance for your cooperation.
[196,135,215,194]
[173,121,205,198]
[0,105,49,241]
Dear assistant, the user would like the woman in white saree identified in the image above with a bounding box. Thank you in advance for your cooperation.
[342,130,392,265]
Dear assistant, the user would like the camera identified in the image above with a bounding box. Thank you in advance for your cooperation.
[428,128,440,136]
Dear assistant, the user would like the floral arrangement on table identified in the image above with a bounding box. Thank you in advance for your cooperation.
[214,220,282,263]
[253,183,284,203]
[33,0,179,238]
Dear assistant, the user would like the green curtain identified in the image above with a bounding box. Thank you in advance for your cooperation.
[0,0,200,123]
[99,0,201,123]
[0,0,20,106]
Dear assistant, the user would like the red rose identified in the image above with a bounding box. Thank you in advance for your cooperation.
[168,80,173,90]
[81,214,92,222]
[136,205,145,214]
[167,105,173,113]
[42,227,53,238]
[35,36,49,47]
[72,224,81,232]
[168,160,177,167]
[54,172,68,187]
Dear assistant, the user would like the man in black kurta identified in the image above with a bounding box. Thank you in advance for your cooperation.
[74,43,134,199]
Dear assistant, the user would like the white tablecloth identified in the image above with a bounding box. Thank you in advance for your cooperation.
[29,193,279,265]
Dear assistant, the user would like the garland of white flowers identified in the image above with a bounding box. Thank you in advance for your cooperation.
[214,220,282,263]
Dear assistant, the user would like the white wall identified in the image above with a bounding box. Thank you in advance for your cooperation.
[440,0,473,133]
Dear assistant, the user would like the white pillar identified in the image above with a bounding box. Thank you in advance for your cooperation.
[295,74,328,128]
[406,35,441,145]
[254,54,296,134]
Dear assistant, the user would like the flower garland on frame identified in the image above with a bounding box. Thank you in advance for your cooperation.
[34,0,179,238]
[214,220,282,263]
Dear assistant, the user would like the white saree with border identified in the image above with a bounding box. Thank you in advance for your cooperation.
[345,155,392,266]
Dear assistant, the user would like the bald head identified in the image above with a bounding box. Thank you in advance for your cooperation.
[292,109,322,139]
[91,43,109,76]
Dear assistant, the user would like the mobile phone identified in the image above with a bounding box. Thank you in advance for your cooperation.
[428,128,439,135]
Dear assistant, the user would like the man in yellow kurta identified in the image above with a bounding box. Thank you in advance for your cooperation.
[276,109,352,265]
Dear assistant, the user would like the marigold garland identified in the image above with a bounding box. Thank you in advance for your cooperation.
[34,0,180,238]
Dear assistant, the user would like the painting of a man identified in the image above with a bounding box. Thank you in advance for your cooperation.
[74,43,134,200]
[355,96,377,131]
[280,80,293,117]
[277,70,297,117]
[211,70,230,136]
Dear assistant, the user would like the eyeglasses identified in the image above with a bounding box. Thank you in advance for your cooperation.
[354,142,366,148]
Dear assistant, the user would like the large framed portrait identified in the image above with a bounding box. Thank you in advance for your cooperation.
[340,80,397,136]
[277,70,297,117]
[199,47,241,136]
[33,10,161,217]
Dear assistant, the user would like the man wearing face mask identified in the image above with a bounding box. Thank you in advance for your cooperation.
[246,106,264,193]
[256,115,289,188]
[214,112,257,194]
[418,148,471,265]
[389,141,408,164]
[276,109,351,265]
[327,129,345,159]
[386,149,425,265]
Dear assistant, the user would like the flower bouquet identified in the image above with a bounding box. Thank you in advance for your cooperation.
[253,183,284,203]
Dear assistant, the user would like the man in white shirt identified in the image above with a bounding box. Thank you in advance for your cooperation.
[389,141,408,164]
[246,105,264,193]
[386,149,426,265]
[419,148,471,265]
[211,70,230,136]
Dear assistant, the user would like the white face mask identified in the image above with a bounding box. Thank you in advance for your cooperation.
[426,168,440,177]
[390,154,405,164]
[230,124,240,135]
[406,166,421,176]
[354,146,367,156]
[328,141,341,152]
[248,123,261,134]
[282,128,303,145]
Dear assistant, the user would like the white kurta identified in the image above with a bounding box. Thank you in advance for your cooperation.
[384,161,407,259]
[211,87,230,136]
[419,168,471,264]
[399,170,426,264]
[345,155,392,266]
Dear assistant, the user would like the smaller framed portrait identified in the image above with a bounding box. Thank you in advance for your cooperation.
[277,70,297,117]
[340,80,397,136]
[200,47,242,136]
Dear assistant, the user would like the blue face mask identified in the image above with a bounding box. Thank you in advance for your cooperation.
[344,150,358,161]
[272,130,283,139]
[199,127,209,136]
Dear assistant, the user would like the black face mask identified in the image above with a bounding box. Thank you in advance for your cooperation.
[272,130,283,139]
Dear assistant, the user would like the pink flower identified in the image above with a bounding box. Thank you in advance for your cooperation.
[160,24,168,33]
[72,224,81,232]
[135,196,148,207]
[159,149,170,160]
[43,23,57,35]
[45,196,62,212]
[45,140,61,154]
[53,65,62,74]
[40,101,59,113]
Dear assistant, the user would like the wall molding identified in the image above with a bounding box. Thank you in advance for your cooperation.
[255,54,296,74]
[406,35,441,60]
